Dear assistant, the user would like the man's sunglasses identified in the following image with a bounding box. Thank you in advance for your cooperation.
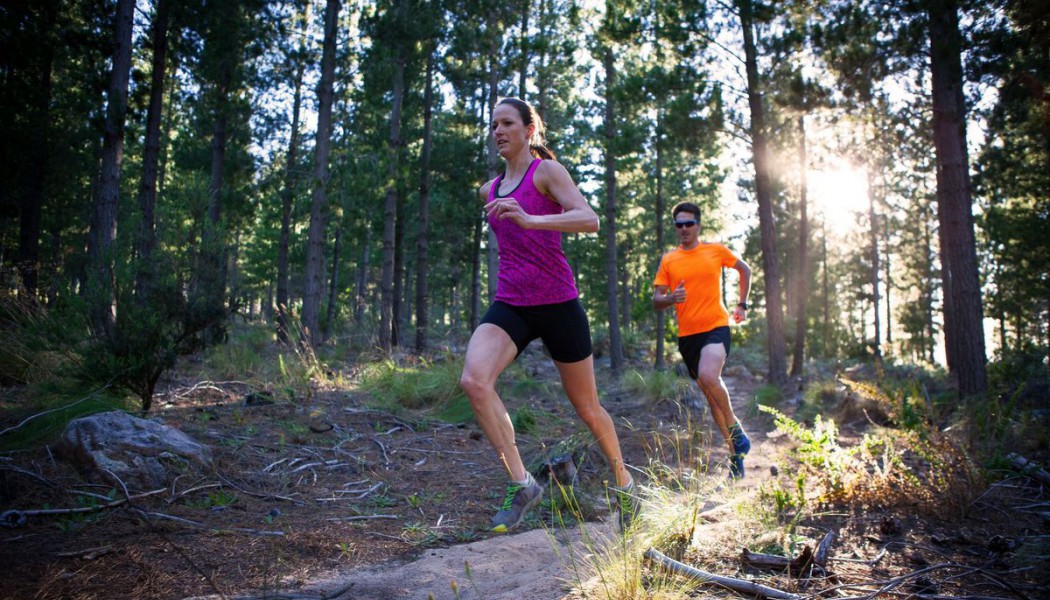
[674,220,698,229]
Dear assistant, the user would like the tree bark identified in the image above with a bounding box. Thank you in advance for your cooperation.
[135,0,170,302]
[324,227,342,343]
[302,0,340,346]
[16,0,58,304]
[602,47,624,374]
[518,0,530,98]
[277,4,309,344]
[655,116,666,370]
[380,3,406,353]
[485,8,502,299]
[791,116,809,376]
[415,48,435,353]
[392,183,405,348]
[738,0,787,384]
[355,227,370,325]
[928,0,987,396]
[867,169,881,359]
[85,0,135,335]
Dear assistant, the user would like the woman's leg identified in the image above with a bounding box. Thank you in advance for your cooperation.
[554,356,632,488]
[459,324,526,481]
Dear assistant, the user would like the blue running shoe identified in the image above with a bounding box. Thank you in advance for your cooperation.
[729,426,751,479]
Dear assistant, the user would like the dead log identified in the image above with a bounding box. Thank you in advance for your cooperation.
[645,547,802,600]
[741,546,816,576]
[1006,453,1050,487]
[814,530,836,567]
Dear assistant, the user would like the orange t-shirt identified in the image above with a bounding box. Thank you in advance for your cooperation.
[653,243,740,336]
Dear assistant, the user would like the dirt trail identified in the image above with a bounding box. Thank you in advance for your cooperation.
[185,375,772,600]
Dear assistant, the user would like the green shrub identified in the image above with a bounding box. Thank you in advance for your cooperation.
[359,356,465,412]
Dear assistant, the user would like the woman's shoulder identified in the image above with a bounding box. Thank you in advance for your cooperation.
[478,177,498,200]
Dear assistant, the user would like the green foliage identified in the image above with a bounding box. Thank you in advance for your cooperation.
[622,368,692,404]
[511,406,537,434]
[359,356,465,414]
[188,489,239,510]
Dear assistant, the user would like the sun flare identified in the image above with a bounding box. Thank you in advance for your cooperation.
[808,163,870,237]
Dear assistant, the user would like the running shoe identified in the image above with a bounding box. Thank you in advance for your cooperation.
[729,426,752,479]
[490,477,543,533]
[612,480,641,533]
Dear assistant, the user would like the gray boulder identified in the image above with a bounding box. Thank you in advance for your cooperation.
[60,411,212,491]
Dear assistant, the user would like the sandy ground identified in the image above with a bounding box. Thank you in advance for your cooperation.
[181,371,771,600]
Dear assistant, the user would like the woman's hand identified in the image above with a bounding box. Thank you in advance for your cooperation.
[485,196,533,229]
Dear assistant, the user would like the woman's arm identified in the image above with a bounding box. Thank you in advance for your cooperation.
[485,160,599,233]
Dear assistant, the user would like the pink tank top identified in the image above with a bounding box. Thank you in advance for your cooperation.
[488,159,579,306]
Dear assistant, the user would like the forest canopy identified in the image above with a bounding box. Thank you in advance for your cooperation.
[0,0,1047,406]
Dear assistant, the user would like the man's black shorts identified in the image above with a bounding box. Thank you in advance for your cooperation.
[480,299,592,363]
[678,326,732,380]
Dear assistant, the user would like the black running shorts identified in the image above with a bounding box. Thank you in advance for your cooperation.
[480,299,592,363]
[677,326,732,380]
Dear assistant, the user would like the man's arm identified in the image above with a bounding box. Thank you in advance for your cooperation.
[653,281,686,311]
[731,259,752,323]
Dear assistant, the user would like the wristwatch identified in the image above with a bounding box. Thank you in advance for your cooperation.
[737,302,748,310]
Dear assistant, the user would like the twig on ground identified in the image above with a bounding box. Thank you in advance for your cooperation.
[216,474,302,504]
[371,437,390,463]
[54,545,114,559]
[0,487,166,525]
[325,514,399,522]
[0,464,56,487]
[221,581,355,599]
[645,547,802,600]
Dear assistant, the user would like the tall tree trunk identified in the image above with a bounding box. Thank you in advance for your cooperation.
[302,0,340,346]
[602,48,624,374]
[16,0,58,304]
[518,0,530,97]
[535,0,549,119]
[380,15,406,354]
[822,216,830,357]
[738,0,787,384]
[791,115,809,376]
[928,0,987,396]
[867,170,881,359]
[470,214,482,332]
[355,227,370,324]
[277,3,309,343]
[324,227,342,343]
[485,9,502,299]
[135,0,170,302]
[415,48,435,353]
[392,183,405,348]
[85,0,135,335]
[884,219,892,346]
[923,218,936,363]
[655,118,666,370]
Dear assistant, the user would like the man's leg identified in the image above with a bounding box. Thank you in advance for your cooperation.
[695,342,738,456]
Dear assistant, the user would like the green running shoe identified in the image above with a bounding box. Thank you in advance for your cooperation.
[490,478,543,533]
[612,480,641,533]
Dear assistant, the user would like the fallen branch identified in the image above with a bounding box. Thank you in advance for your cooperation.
[0,487,167,527]
[814,531,836,567]
[1006,453,1050,487]
[0,464,56,488]
[325,514,398,522]
[132,509,285,536]
[54,545,114,559]
[223,581,354,599]
[644,547,802,600]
